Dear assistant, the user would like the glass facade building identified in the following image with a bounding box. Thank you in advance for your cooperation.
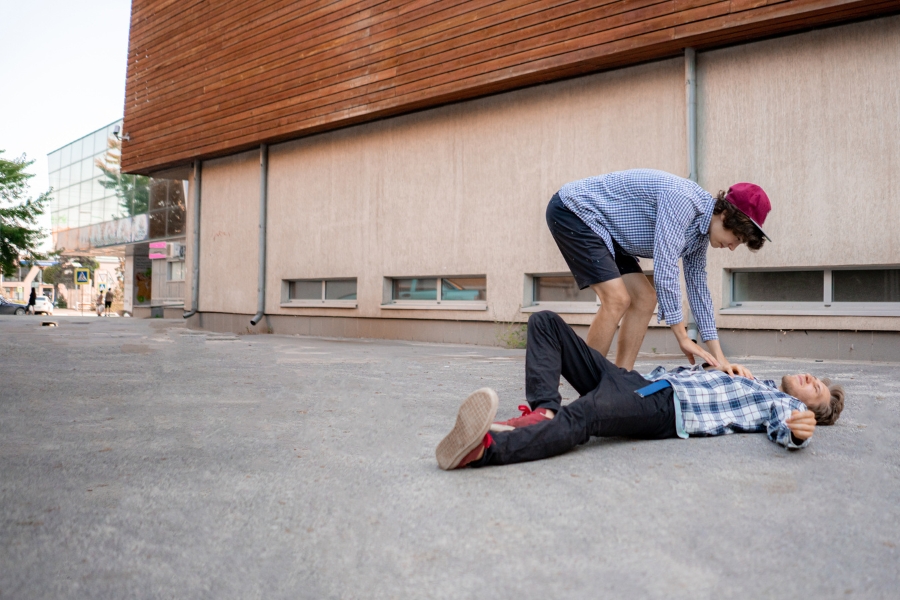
[47,119,186,252]
[47,120,188,313]
[48,120,123,233]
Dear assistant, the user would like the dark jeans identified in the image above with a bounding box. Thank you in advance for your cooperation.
[476,311,677,467]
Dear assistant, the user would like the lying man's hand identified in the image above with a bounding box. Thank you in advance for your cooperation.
[786,409,816,441]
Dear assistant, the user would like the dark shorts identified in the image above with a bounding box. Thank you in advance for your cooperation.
[105,301,112,308]
[546,193,642,289]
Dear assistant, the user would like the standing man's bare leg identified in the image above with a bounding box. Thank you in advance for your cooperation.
[586,279,631,356]
[614,273,657,370]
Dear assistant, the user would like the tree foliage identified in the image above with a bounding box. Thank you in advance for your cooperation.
[0,150,48,277]
[96,137,149,217]
[42,252,99,289]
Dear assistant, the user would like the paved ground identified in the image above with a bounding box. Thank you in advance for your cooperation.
[1,316,898,599]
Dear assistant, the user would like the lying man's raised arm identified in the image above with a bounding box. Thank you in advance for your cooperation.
[767,399,814,449]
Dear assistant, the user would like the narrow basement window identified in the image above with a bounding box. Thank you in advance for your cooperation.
[533,275,596,303]
[283,278,357,308]
[832,268,900,302]
[383,276,487,310]
[523,272,656,315]
[723,268,900,316]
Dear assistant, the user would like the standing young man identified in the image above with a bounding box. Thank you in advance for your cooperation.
[547,168,771,372]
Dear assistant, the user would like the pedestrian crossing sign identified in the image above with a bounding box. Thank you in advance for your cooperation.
[75,268,90,285]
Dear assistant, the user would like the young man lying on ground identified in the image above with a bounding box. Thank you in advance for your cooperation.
[436,311,845,470]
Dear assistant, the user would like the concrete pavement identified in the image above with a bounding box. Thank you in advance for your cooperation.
[1,315,898,599]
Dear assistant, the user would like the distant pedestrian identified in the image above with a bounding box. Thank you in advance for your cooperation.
[96,292,104,317]
[27,288,36,315]
[105,289,114,316]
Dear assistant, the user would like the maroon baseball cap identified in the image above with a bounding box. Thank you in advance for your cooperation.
[726,183,772,242]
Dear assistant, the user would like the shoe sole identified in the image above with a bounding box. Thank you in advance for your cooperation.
[435,388,499,470]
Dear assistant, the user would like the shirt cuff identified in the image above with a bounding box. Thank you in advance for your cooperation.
[786,433,810,450]
[658,307,682,327]
[701,330,719,342]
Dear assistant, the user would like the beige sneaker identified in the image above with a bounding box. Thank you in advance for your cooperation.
[435,388,499,470]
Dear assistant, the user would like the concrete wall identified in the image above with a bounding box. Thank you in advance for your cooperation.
[193,56,686,325]
[196,151,259,315]
[701,15,900,333]
[187,15,900,352]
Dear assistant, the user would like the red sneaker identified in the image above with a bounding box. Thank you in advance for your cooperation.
[491,405,553,431]
[436,388,499,470]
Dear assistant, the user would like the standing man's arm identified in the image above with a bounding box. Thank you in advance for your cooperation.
[653,193,719,367]
[682,245,741,374]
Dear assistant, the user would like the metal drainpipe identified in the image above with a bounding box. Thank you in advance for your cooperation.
[250,144,268,326]
[685,47,699,343]
[685,47,698,183]
[183,160,202,319]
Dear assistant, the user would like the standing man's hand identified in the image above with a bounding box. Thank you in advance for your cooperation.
[717,363,755,379]
[786,410,816,441]
[677,337,718,366]
[703,338,747,375]
[671,322,719,366]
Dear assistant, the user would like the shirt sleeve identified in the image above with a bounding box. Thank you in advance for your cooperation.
[652,191,696,328]
[766,397,810,450]
[682,244,718,341]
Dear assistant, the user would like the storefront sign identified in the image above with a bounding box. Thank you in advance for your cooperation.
[148,241,167,260]
[89,214,150,248]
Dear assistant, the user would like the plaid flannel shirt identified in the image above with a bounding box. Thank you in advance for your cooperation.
[558,169,718,340]
[645,365,809,449]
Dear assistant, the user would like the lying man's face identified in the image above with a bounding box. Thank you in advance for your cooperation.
[781,373,830,410]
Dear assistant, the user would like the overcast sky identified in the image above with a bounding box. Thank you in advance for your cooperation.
[1,1,132,244]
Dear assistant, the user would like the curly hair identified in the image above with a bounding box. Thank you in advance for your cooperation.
[810,378,845,425]
[714,191,766,251]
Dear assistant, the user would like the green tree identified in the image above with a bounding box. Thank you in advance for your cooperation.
[96,136,150,217]
[42,252,99,290]
[0,150,48,277]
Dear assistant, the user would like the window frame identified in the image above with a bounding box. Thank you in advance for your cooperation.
[521,272,661,320]
[381,275,487,311]
[721,267,900,316]
[520,272,599,314]
[281,278,358,308]
[166,260,185,282]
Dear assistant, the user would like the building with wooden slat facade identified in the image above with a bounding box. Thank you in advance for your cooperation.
[121,1,900,360]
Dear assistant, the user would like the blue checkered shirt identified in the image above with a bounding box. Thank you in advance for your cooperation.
[645,366,809,449]
[558,169,718,340]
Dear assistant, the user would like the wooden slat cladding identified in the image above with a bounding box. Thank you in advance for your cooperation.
[122,0,899,174]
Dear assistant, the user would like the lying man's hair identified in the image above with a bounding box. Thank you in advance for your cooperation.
[715,191,767,251]
[812,379,845,425]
